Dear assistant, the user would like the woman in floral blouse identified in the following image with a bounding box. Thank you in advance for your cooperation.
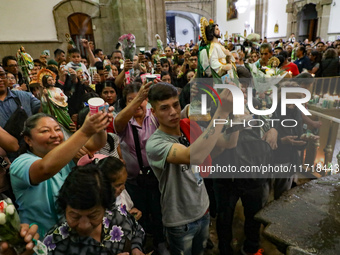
[42,164,145,255]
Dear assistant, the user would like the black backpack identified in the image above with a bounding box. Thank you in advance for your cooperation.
[3,95,28,140]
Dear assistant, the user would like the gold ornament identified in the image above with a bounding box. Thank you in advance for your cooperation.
[200,17,209,44]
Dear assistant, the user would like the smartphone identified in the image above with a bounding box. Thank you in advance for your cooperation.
[105,65,111,71]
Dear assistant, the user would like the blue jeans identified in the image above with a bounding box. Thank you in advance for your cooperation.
[165,213,210,255]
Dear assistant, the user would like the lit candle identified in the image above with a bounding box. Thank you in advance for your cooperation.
[311,74,315,77]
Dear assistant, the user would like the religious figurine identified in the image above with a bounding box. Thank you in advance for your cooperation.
[155,34,164,55]
[16,46,34,84]
[38,69,74,132]
[268,56,280,68]
[197,17,234,81]
[190,17,237,121]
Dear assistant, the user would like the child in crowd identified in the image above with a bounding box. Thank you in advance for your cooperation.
[65,48,91,83]
[98,156,142,220]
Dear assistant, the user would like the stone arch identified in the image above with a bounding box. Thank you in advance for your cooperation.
[296,3,318,41]
[53,0,101,46]
[165,0,215,20]
[286,0,333,41]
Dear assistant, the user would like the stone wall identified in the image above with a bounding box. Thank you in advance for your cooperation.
[0,0,167,59]
[165,0,215,20]
[286,0,333,42]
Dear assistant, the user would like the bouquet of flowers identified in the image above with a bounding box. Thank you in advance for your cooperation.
[118,33,136,62]
[0,197,27,253]
[248,61,287,94]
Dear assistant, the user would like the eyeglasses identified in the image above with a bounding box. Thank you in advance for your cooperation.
[0,72,7,79]
[7,64,18,68]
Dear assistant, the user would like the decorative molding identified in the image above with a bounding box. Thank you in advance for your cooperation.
[165,0,214,20]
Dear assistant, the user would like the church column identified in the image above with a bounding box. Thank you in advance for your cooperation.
[145,0,167,50]
[111,0,166,51]
[254,0,264,36]
[286,0,294,39]
[318,0,332,40]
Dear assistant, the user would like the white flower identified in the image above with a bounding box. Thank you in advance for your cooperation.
[265,74,272,78]
[266,69,275,76]
[0,213,6,225]
[6,205,15,215]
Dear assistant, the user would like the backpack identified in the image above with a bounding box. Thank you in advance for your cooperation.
[3,95,28,140]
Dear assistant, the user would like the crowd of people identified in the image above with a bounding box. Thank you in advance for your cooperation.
[0,19,339,255]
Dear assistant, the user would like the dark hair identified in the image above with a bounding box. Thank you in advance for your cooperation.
[112,50,122,56]
[68,48,80,55]
[96,81,117,98]
[57,164,114,212]
[145,52,152,60]
[33,59,43,65]
[42,75,53,88]
[205,24,218,42]
[260,43,272,53]
[77,107,89,129]
[94,49,103,55]
[122,82,141,105]
[160,58,173,75]
[190,51,198,57]
[54,49,65,57]
[237,66,253,87]
[278,50,288,60]
[316,42,325,46]
[160,58,170,66]
[151,48,158,54]
[298,46,306,55]
[94,61,104,71]
[148,82,178,107]
[97,157,126,183]
[310,50,322,63]
[2,56,17,67]
[161,71,170,78]
[46,65,58,76]
[20,113,58,154]
[186,70,195,82]
[81,55,87,60]
[22,113,57,138]
[81,91,99,106]
[276,55,285,68]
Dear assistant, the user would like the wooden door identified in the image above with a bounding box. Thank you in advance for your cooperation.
[308,19,318,42]
[68,13,95,56]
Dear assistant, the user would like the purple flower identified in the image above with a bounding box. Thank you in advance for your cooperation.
[107,210,113,215]
[109,225,124,242]
[43,234,56,251]
[118,204,127,216]
[103,216,110,229]
[58,223,69,239]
